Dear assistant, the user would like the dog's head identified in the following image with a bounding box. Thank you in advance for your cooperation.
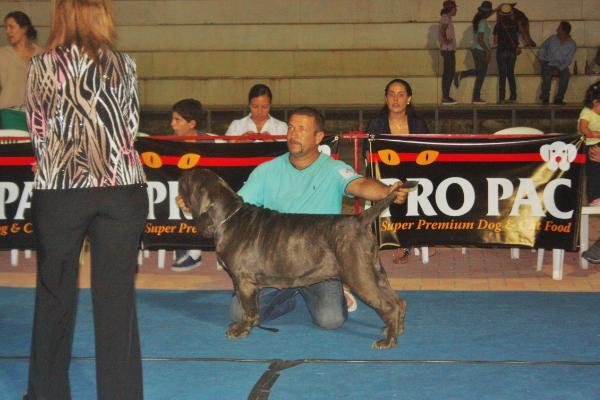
[178,169,241,237]
[540,141,577,172]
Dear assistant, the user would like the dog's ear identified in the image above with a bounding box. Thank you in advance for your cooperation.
[566,144,577,163]
[540,144,550,162]
[197,213,217,238]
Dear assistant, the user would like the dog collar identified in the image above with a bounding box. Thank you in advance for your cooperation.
[217,205,242,228]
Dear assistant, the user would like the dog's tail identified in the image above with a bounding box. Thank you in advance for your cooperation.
[358,191,397,226]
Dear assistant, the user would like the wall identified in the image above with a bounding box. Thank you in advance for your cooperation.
[1,0,599,107]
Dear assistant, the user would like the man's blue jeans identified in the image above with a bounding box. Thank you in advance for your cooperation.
[540,61,570,102]
[229,279,348,330]
[497,50,517,101]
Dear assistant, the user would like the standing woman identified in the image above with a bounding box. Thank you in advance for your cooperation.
[366,78,429,263]
[24,1,147,399]
[225,83,288,140]
[0,11,41,128]
[439,0,459,105]
[454,1,495,104]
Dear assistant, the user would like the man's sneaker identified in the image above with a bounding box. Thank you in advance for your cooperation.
[343,286,358,312]
[472,99,487,105]
[553,99,566,105]
[582,239,600,264]
[171,255,202,271]
[590,198,600,206]
[442,97,458,105]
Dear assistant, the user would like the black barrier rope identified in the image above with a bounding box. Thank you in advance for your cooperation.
[3,355,600,365]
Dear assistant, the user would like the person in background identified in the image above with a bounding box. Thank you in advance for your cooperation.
[439,0,459,105]
[170,98,207,271]
[581,83,600,263]
[0,11,41,129]
[454,1,495,104]
[225,83,287,141]
[366,78,429,264]
[578,82,600,207]
[23,0,147,399]
[493,3,520,104]
[538,21,577,105]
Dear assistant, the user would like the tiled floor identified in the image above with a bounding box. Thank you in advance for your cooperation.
[2,243,600,292]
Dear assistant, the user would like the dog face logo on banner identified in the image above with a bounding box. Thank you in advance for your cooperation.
[540,141,577,171]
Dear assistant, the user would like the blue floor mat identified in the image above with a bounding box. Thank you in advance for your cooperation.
[2,287,600,399]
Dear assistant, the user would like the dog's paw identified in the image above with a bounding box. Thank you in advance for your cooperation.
[371,337,398,350]
[225,322,251,339]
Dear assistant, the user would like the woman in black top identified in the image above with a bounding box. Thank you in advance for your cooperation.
[493,3,520,103]
[366,78,429,135]
[366,79,429,263]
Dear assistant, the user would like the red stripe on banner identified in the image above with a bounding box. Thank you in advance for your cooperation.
[157,153,340,167]
[0,156,36,166]
[368,153,586,163]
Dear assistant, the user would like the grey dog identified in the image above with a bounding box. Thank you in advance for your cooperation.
[178,169,406,349]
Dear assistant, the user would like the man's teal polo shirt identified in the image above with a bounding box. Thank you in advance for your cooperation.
[238,153,362,214]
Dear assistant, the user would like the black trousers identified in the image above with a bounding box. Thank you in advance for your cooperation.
[26,184,148,400]
[497,50,517,101]
[440,50,456,99]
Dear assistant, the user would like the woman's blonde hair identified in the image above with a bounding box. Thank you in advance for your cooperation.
[47,0,115,62]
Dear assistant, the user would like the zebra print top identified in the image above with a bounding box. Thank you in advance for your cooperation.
[25,45,146,189]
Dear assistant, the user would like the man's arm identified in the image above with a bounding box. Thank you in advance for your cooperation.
[558,42,577,71]
[346,177,408,204]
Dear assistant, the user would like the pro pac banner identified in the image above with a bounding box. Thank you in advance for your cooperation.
[0,142,35,249]
[368,133,585,251]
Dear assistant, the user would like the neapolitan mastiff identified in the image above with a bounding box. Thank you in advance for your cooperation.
[179,169,406,349]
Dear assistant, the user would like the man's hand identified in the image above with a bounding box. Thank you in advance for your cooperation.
[176,195,191,214]
[387,181,410,205]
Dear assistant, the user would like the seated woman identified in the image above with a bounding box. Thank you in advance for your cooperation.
[366,78,430,264]
[0,11,41,129]
[225,83,287,141]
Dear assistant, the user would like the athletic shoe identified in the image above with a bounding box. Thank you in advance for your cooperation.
[343,286,358,312]
[553,99,566,105]
[472,99,487,105]
[589,198,600,206]
[582,239,600,264]
[442,97,458,105]
[453,71,462,88]
[171,255,202,271]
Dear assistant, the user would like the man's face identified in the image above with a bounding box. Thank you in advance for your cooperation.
[286,114,323,157]
[171,111,197,136]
